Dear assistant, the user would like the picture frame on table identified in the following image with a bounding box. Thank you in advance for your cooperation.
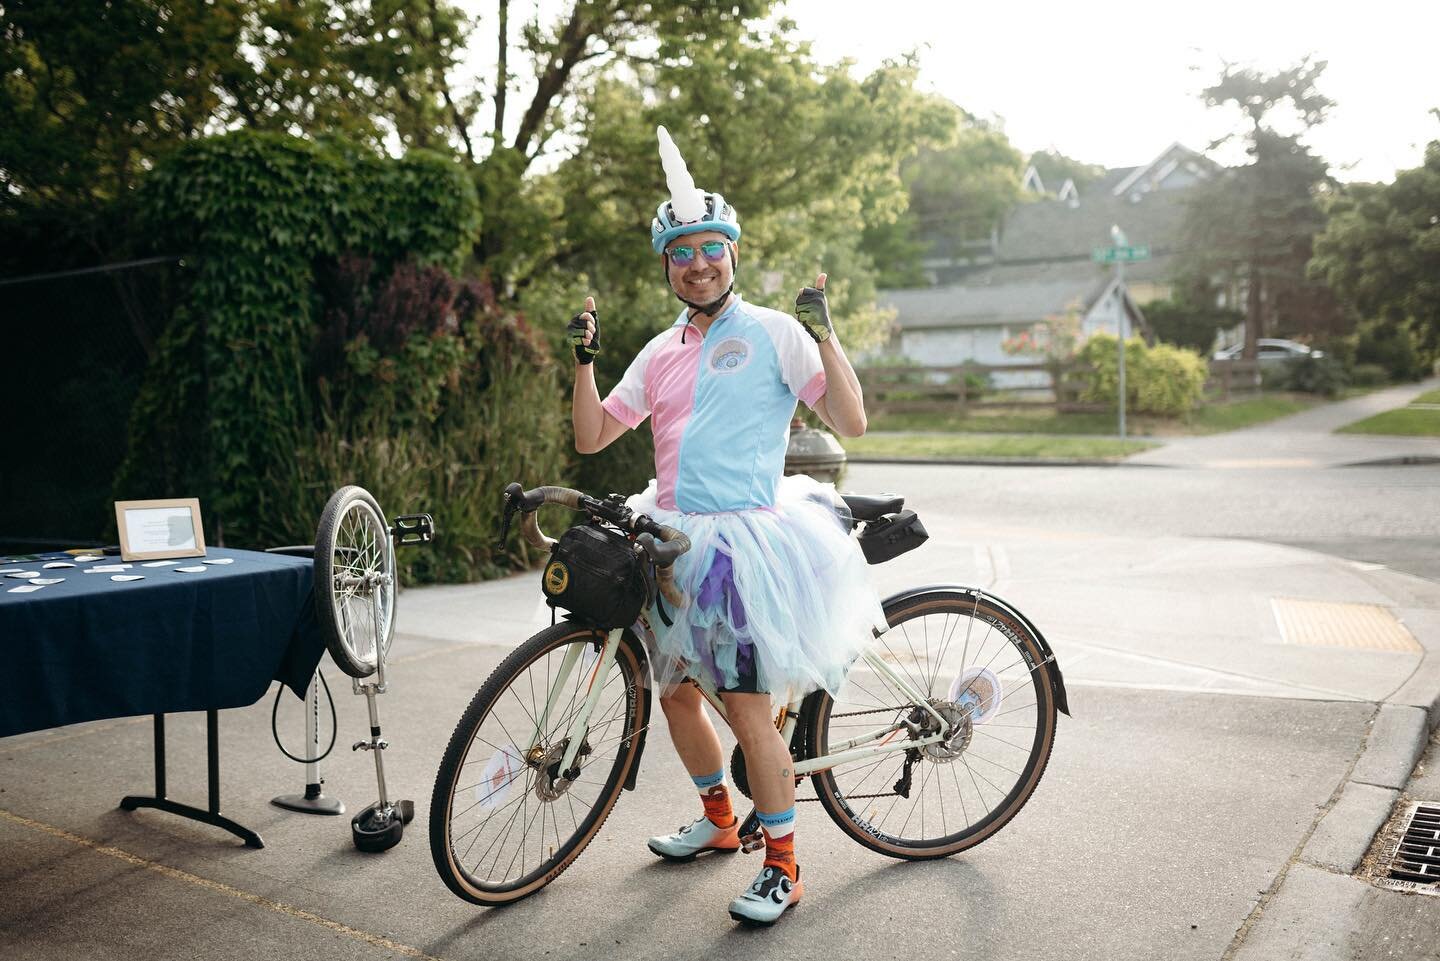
[114,498,207,562]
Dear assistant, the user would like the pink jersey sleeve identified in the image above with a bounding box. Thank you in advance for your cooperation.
[601,331,666,428]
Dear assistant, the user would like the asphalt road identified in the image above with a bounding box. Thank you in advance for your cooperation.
[844,462,1440,582]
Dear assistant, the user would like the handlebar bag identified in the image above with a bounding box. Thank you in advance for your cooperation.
[541,522,650,629]
[857,510,929,565]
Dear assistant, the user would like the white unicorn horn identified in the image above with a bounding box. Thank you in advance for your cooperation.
[657,125,706,223]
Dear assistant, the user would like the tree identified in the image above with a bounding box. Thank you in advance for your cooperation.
[1026,148,1106,194]
[1310,138,1440,358]
[0,1,473,219]
[1180,59,1342,358]
[866,115,1023,286]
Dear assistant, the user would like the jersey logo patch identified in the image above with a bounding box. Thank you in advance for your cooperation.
[709,337,752,375]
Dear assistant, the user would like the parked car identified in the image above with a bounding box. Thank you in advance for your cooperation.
[1213,339,1325,363]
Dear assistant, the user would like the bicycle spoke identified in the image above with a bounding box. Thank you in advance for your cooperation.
[437,628,642,896]
[812,595,1052,853]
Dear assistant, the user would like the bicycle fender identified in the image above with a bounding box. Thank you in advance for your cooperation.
[879,585,1070,717]
[621,630,653,791]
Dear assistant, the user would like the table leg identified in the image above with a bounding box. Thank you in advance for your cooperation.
[119,710,265,849]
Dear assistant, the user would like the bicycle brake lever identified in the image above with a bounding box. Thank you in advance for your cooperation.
[497,483,523,549]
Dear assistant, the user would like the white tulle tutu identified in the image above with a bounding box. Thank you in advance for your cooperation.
[627,473,886,701]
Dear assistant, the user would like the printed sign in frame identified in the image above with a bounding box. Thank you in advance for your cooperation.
[114,498,207,562]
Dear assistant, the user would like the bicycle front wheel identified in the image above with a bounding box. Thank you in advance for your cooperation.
[313,485,395,678]
[807,588,1058,860]
[429,623,648,906]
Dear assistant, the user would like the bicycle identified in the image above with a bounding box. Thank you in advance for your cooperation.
[428,482,1070,905]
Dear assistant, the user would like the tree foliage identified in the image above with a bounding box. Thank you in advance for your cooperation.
[514,33,955,493]
[1180,59,1342,356]
[1143,297,1244,353]
[864,114,1023,286]
[1310,139,1440,357]
[116,131,482,546]
[0,0,473,221]
[1026,148,1106,194]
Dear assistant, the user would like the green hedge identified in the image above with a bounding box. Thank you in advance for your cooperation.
[1077,334,1208,416]
[116,131,567,580]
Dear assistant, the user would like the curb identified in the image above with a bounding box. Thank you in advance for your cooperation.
[1303,701,1435,875]
[1339,455,1440,468]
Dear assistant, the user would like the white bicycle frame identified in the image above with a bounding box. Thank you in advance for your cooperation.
[524,625,951,781]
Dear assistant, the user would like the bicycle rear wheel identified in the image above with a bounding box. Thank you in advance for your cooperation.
[807,588,1058,860]
[429,623,647,906]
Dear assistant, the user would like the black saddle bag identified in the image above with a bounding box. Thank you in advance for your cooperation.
[857,510,929,565]
[541,523,651,629]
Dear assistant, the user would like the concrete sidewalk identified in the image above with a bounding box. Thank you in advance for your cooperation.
[1128,378,1440,469]
[3,479,1439,959]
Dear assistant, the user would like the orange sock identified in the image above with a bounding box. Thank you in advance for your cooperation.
[762,829,797,881]
[701,784,736,827]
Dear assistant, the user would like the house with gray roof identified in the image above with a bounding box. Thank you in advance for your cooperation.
[878,143,1216,374]
[879,260,1145,387]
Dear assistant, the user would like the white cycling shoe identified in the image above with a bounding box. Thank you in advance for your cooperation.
[728,864,803,926]
[646,815,741,862]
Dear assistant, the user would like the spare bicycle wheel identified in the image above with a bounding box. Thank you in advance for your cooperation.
[314,486,396,678]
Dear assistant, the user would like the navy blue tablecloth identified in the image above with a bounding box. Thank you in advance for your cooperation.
[0,548,326,738]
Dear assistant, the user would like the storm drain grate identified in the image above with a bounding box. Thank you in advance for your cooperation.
[1374,802,1440,895]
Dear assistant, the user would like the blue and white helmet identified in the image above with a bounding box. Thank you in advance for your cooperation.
[650,126,741,253]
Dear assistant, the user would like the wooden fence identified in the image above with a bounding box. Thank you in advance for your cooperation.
[857,359,1265,416]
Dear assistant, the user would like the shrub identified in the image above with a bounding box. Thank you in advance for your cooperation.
[284,269,568,582]
[1348,363,1390,387]
[1076,334,1207,416]
[1353,318,1426,381]
[1143,298,1244,353]
[1270,354,1350,397]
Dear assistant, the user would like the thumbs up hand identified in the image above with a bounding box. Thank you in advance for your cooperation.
[794,272,832,343]
[568,296,600,364]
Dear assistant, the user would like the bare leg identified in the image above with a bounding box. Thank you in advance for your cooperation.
[659,681,725,778]
[721,692,793,814]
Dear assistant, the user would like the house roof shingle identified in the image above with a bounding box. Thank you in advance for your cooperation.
[880,260,1119,329]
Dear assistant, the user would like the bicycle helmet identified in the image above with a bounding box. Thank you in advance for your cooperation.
[651,126,741,317]
[651,125,741,253]
[650,191,741,253]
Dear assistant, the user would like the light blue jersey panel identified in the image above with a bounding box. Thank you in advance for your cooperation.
[674,304,798,513]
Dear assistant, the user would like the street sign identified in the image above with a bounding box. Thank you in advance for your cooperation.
[1092,244,1150,264]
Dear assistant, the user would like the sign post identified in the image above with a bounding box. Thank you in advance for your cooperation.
[1092,230,1150,439]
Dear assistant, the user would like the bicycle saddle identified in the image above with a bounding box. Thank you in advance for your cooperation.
[840,493,904,521]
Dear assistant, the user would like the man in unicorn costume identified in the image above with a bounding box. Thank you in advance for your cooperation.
[567,126,884,926]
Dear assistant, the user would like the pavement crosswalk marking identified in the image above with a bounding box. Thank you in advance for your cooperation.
[0,808,452,961]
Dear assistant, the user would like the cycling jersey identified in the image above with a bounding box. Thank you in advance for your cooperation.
[601,296,826,514]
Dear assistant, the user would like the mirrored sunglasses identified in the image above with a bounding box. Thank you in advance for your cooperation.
[667,241,729,266]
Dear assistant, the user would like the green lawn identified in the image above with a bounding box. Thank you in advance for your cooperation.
[1337,405,1440,436]
[867,394,1321,438]
[845,433,1156,461]
[1412,389,1440,405]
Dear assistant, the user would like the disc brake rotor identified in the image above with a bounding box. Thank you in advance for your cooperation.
[919,701,973,763]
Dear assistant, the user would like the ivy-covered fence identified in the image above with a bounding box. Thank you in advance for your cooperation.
[116,131,569,581]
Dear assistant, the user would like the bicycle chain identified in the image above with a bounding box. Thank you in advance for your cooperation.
[796,705,914,802]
